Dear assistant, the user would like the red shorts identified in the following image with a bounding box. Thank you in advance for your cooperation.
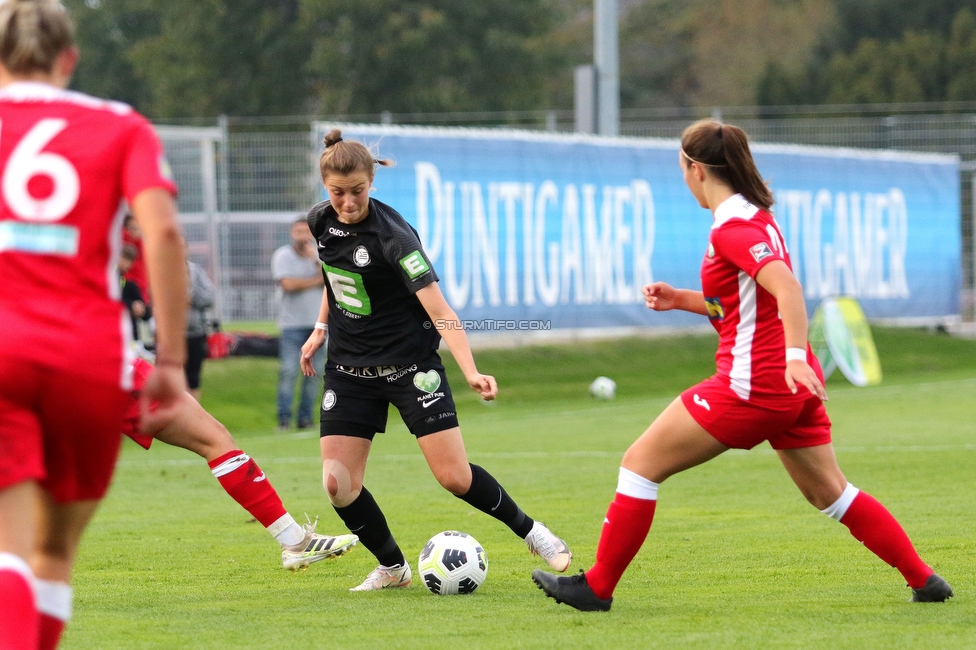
[0,356,128,502]
[122,358,156,450]
[680,376,832,450]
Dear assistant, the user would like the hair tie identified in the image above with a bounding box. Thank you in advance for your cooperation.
[680,148,728,168]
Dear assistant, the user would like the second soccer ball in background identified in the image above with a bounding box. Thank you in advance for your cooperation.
[589,376,616,399]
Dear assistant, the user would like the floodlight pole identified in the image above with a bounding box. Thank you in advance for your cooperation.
[594,0,619,136]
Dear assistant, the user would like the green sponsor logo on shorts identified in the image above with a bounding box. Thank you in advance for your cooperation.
[322,263,372,316]
[400,251,430,279]
[413,370,441,393]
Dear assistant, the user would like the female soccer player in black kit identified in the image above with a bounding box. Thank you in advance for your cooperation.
[300,129,572,591]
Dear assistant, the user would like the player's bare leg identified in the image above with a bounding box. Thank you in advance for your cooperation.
[779,444,952,602]
[321,435,409,590]
[31,492,100,650]
[152,392,357,569]
[533,397,728,611]
[418,427,572,572]
[0,481,41,649]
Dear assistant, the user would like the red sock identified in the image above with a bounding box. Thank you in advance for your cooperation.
[39,614,66,650]
[209,450,287,528]
[585,493,657,599]
[0,556,39,650]
[840,491,932,589]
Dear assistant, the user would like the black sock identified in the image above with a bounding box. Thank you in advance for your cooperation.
[333,486,405,567]
[457,463,534,538]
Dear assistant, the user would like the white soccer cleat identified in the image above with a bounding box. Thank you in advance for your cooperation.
[282,519,358,571]
[525,521,572,572]
[349,562,412,592]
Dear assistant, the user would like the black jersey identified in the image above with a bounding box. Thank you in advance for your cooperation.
[307,198,441,366]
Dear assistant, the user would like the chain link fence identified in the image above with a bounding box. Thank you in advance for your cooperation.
[158,104,976,324]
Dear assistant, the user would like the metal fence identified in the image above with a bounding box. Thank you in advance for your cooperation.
[157,104,976,323]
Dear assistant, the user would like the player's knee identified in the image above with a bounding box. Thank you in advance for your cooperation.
[322,459,359,507]
[433,464,472,496]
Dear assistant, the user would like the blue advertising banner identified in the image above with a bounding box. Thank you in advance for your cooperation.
[313,124,960,330]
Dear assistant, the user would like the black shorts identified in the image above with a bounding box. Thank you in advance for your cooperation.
[320,352,459,439]
[185,334,209,390]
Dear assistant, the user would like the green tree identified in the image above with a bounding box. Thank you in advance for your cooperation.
[128,0,310,118]
[822,32,945,104]
[300,0,564,115]
[65,0,156,108]
[946,8,976,101]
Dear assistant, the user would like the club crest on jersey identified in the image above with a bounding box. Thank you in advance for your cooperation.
[749,242,774,263]
[704,297,724,322]
[353,245,370,267]
[322,389,337,411]
[707,243,715,258]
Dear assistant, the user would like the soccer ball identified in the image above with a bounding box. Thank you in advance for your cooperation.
[589,376,616,399]
[418,531,488,595]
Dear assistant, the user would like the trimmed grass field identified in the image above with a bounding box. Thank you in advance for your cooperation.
[68,328,975,648]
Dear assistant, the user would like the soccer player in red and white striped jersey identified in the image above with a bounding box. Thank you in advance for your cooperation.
[532,119,953,611]
[0,2,187,647]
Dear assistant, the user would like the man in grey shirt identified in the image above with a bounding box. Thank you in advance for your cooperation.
[272,217,326,430]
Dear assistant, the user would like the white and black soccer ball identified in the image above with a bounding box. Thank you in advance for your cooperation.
[589,376,616,399]
[418,531,488,595]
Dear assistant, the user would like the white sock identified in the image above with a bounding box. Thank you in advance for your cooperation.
[269,514,305,547]
[616,467,659,500]
[35,579,73,622]
[820,482,860,521]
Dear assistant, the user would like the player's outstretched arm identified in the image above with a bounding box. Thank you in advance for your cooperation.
[301,291,330,377]
[416,283,497,401]
[755,261,827,401]
[132,188,188,429]
[643,283,708,315]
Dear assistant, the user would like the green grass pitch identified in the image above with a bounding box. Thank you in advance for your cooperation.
[66,328,975,648]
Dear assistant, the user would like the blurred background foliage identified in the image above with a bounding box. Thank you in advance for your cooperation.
[65,0,976,118]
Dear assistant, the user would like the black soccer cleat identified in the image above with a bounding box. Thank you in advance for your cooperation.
[532,569,613,612]
[910,573,954,603]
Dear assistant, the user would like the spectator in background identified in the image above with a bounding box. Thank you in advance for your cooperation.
[272,217,326,430]
[122,213,150,307]
[119,244,151,345]
[186,257,216,401]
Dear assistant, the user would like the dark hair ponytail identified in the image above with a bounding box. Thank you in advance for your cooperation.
[680,119,773,210]
[318,128,393,183]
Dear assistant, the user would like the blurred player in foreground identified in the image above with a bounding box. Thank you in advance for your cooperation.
[301,130,572,591]
[0,1,187,647]
[123,357,358,570]
[532,119,953,611]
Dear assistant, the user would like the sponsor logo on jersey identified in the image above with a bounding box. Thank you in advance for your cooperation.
[400,250,430,279]
[328,226,352,237]
[421,396,442,408]
[353,245,370,267]
[385,364,418,383]
[704,297,724,321]
[692,394,711,411]
[322,389,337,411]
[413,370,441,393]
[322,263,372,316]
[0,222,79,255]
[749,242,774,263]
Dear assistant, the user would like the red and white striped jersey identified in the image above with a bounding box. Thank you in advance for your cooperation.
[0,82,176,386]
[701,194,802,402]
